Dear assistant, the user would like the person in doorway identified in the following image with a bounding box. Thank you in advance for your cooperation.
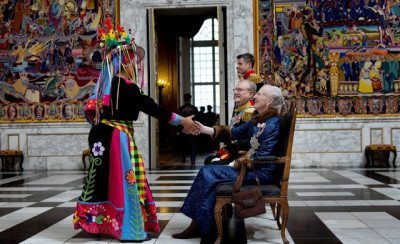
[73,19,199,242]
[203,105,218,127]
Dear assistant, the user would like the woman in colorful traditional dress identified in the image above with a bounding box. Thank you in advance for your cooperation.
[73,20,199,242]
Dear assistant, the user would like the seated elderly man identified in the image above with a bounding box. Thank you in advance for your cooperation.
[204,79,256,165]
[172,85,285,241]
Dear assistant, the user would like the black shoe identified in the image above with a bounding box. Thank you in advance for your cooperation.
[172,227,200,239]
[172,220,200,239]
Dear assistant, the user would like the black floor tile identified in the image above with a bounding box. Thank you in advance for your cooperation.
[1,166,400,243]
[29,202,61,207]
[292,238,342,244]
[0,208,19,217]
[0,207,72,242]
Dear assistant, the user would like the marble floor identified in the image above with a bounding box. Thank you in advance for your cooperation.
[0,157,400,243]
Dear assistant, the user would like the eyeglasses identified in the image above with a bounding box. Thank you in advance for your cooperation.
[232,88,249,92]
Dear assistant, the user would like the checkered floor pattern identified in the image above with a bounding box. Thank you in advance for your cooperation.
[0,166,400,243]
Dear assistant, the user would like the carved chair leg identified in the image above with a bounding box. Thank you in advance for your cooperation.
[276,203,282,229]
[270,203,277,220]
[214,199,225,244]
[280,200,289,244]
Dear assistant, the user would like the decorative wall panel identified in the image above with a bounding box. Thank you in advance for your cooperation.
[255,0,400,116]
[0,0,119,122]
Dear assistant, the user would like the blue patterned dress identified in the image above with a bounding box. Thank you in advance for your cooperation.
[180,115,281,235]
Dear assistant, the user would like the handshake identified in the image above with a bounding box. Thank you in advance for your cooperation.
[180,115,215,136]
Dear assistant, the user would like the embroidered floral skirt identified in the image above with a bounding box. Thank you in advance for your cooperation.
[73,121,159,241]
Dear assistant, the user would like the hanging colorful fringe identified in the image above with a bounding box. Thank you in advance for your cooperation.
[85,18,145,125]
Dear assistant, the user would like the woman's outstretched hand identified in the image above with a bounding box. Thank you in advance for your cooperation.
[194,121,214,136]
[181,115,201,135]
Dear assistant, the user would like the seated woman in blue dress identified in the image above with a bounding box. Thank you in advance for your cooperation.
[172,84,285,241]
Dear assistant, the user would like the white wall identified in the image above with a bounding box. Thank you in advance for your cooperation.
[293,117,400,167]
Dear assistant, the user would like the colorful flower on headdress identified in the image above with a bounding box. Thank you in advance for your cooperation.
[98,18,132,51]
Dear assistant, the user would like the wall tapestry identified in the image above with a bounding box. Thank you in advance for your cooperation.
[256,0,400,116]
[0,0,118,122]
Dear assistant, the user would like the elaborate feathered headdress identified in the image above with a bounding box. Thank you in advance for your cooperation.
[85,18,145,124]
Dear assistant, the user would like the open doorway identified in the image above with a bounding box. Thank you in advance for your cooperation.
[148,7,227,168]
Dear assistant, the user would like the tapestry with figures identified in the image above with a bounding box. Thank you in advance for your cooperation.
[257,0,400,116]
[0,0,117,122]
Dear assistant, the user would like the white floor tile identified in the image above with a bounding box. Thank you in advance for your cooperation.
[316,212,357,220]
[351,212,397,220]
[305,200,339,206]
[153,193,188,197]
[0,202,35,208]
[340,238,390,244]
[154,238,200,244]
[65,238,112,243]
[14,207,52,214]
[0,174,42,185]
[296,192,355,197]
[296,192,325,196]
[387,239,400,244]
[41,190,81,202]
[322,219,368,229]
[0,193,32,198]
[367,200,400,206]
[374,229,400,239]
[21,239,66,244]
[362,219,400,229]
[331,228,382,239]
[156,213,174,220]
[57,202,77,207]
[288,200,307,206]
[24,175,84,185]
[335,200,371,206]
[155,201,182,207]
